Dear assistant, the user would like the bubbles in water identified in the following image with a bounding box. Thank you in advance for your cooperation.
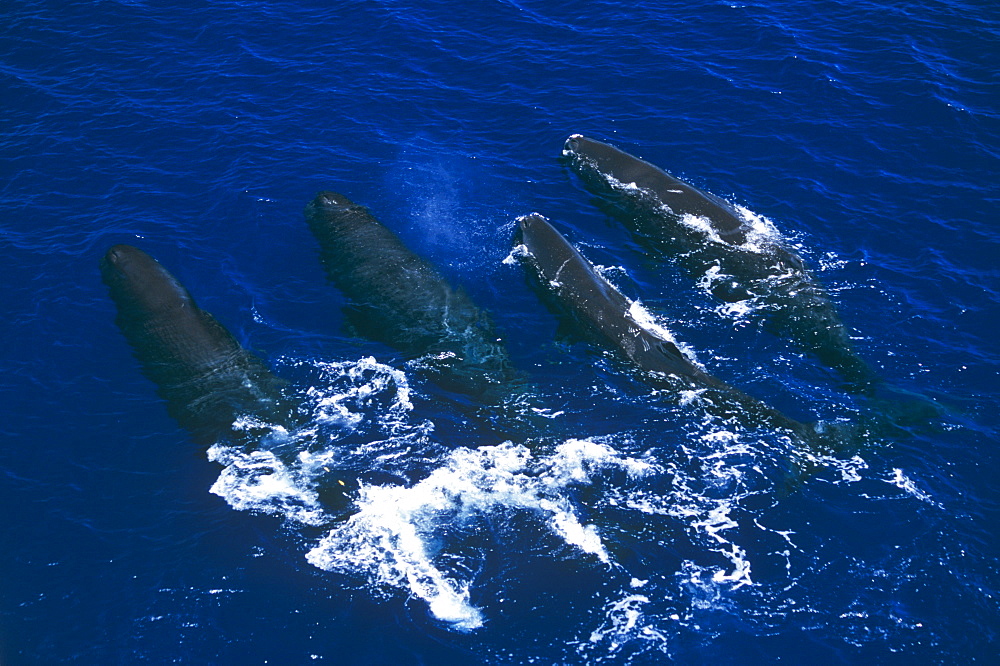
[306,439,658,629]
[734,205,782,252]
[502,242,529,265]
[300,356,415,433]
[585,593,671,658]
[202,344,880,645]
[206,356,428,529]
[207,443,328,526]
[887,468,940,507]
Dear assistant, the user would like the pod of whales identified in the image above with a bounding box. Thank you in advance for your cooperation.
[514,213,816,443]
[561,133,876,391]
[102,135,909,503]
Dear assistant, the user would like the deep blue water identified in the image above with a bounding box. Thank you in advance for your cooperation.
[3,0,999,663]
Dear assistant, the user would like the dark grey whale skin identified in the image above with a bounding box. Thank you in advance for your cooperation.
[562,134,876,391]
[305,191,523,404]
[515,213,815,442]
[516,213,726,390]
[100,244,290,443]
[100,244,362,509]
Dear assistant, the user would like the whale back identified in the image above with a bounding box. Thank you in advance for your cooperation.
[306,191,519,398]
[562,134,747,245]
[562,135,877,391]
[516,214,723,388]
[515,214,823,442]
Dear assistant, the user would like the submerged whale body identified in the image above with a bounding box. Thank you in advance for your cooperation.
[514,213,815,441]
[100,244,290,442]
[306,191,522,403]
[561,134,876,391]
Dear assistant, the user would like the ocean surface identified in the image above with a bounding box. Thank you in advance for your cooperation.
[2,0,998,663]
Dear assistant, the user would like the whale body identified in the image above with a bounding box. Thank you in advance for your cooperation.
[306,191,522,402]
[514,213,814,440]
[101,244,289,441]
[516,213,726,391]
[561,134,875,390]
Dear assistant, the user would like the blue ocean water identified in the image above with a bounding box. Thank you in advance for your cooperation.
[2,0,998,662]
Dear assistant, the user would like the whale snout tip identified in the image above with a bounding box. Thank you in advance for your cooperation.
[104,244,139,265]
[517,213,545,231]
[564,134,584,153]
[314,191,355,210]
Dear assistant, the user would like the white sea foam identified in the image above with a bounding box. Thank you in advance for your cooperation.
[303,356,414,431]
[887,468,940,506]
[626,300,703,369]
[678,212,727,245]
[604,424,770,595]
[821,454,869,483]
[580,592,671,660]
[734,205,783,251]
[205,352,789,635]
[305,439,657,629]
[692,505,753,587]
[696,264,759,318]
[716,298,758,320]
[600,172,644,199]
[207,357,423,538]
[696,263,725,293]
[677,389,707,406]
[502,242,529,265]
[207,444,329,526]
[617,484,754,590]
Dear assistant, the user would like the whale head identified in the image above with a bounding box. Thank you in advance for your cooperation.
[515,213,559,257]
[563,133,584,154]
[561,133,631,172]
[515,213,585,287]
[101,244,195,317]
[562,133,607,161]
[312,191,356,210]
[305,191,376,241]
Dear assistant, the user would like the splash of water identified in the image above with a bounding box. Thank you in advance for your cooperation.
[306,439,657,629]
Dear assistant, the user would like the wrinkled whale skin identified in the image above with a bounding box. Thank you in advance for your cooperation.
[306,191,520,400]
[101,244,287,440]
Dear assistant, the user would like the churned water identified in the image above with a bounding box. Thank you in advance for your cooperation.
[2,1,998,663]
